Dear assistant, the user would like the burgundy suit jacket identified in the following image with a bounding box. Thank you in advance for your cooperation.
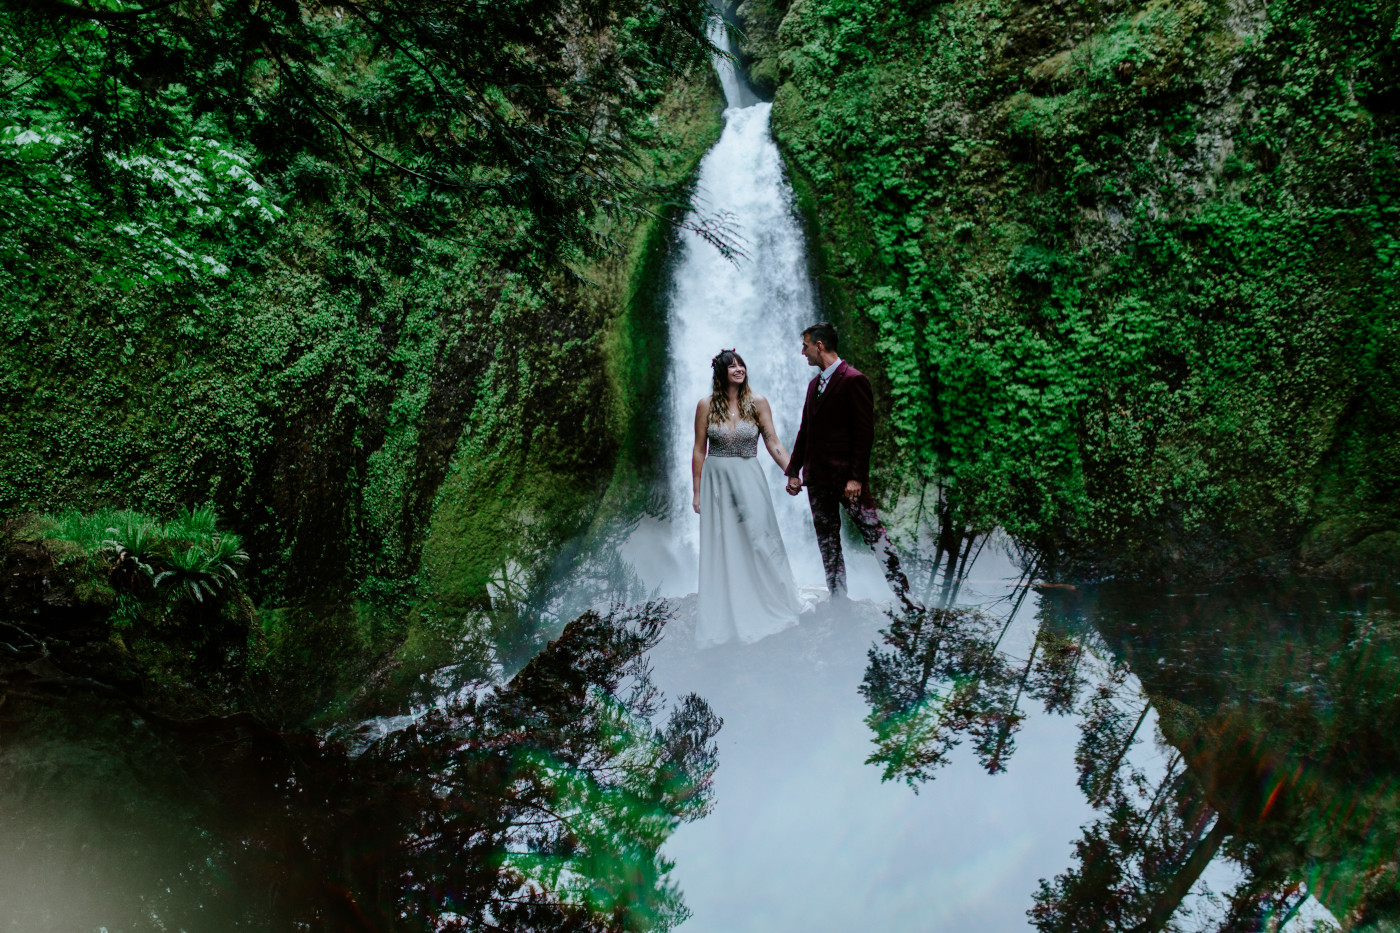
[784,360,875,489]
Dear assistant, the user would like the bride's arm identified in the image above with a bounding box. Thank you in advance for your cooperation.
[755,397,790,471]
[692,398,708,514]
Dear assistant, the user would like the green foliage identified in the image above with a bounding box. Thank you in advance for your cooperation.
[0,50,722,737]
[1,0,722,729]
[163,504,218,542]
[154,538,246,605]
[46,507,137,556]
[2,61,721,609]
[100,514,161,593]
[0,0,719,286]
[42,504,248,610]
[768,0,1400,574]
[45,504,241,562]
[0,18,282,286]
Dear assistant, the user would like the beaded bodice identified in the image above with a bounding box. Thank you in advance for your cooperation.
[707,418,761,458]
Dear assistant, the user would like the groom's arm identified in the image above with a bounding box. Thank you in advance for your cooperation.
[851,373,875,486]
[789,395,812,479]
[786,404,808,480]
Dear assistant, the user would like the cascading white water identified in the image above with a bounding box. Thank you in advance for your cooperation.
[621,30,886,602]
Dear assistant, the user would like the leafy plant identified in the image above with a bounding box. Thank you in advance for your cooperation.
[154,535,248,605]
[40,505,251,607]
[99,514,160,592]
[164,505,219,543]
[47,508,132,555]
[0,0,723,287]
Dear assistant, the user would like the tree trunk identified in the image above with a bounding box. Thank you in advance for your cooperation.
[1134,815,1232,933]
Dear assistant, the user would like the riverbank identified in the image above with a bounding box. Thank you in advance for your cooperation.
[728,0,1400,582]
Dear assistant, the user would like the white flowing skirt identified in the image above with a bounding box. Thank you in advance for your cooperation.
[695,455,802,647]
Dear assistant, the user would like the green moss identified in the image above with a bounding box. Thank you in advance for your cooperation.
[418,69,725,623]
[3,60,725,704]
[603,73,727,505]
[727,0,788,97]
[765,0,1400,578]
[251,602,380,724]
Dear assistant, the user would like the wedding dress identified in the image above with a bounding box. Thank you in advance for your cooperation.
[695,418,803,647]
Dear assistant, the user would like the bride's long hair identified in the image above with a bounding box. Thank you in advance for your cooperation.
[708,349,761,427]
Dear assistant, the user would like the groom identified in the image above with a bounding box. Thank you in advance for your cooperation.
[784,323,921,613]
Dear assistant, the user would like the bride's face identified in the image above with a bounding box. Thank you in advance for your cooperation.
[727,359,746,387]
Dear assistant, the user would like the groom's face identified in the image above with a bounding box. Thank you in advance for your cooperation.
[801,334,824,368]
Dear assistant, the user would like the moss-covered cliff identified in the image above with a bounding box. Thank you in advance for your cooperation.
[732,0,1400,579]
[0,58,723,721]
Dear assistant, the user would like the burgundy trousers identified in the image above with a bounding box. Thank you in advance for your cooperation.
[807,483,912,600]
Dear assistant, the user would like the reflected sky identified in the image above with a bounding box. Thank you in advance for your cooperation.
[643,541,1387,932]
[651,545,1105,931]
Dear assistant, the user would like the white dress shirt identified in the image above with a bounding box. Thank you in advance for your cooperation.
[817,357,842,394]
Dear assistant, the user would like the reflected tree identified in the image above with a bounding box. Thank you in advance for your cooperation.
[369,601,721,931]
[859,557,1096,786]
[1030,747,1234,933]
[0,601,720,931]
[991,622,1097,772]
[1030,628,1088,716]
[851,577,1400,924]
[1026,583,1400,933]
[1076,664,1153,807]
[861,577,1400,932]
[894,483,993,613]
[859,605,1017,786]
[1030,643,1241,933]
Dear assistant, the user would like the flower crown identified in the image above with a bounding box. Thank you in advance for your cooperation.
[711,348,736,365]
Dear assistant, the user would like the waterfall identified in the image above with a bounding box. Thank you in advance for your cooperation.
[620,30,886,602]
[709,19,759,110]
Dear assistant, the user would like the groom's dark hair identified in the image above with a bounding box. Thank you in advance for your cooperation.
[802,322,839,353]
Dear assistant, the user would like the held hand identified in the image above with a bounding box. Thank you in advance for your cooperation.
[844,479,862,501]
[785,476,802,496]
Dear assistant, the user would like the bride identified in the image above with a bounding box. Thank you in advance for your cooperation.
[691,349,803,647]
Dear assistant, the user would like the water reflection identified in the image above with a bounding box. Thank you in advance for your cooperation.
[860,571,1400,931]
[860,605,1022,784]
[1072,583,1400,932]
[0,602,720,931]
[8,526,1398,932]
[860,558,1068,786]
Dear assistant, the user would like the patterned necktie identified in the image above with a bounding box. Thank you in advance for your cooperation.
[818,372,829,395]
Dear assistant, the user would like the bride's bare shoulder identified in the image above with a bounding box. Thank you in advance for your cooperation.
[752,394,772,411]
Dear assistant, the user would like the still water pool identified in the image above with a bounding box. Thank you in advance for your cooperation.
[4,546,1394,931]
[648,545,1393,932]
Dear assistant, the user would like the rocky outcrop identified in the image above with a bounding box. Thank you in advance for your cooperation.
[718,0,788,98]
